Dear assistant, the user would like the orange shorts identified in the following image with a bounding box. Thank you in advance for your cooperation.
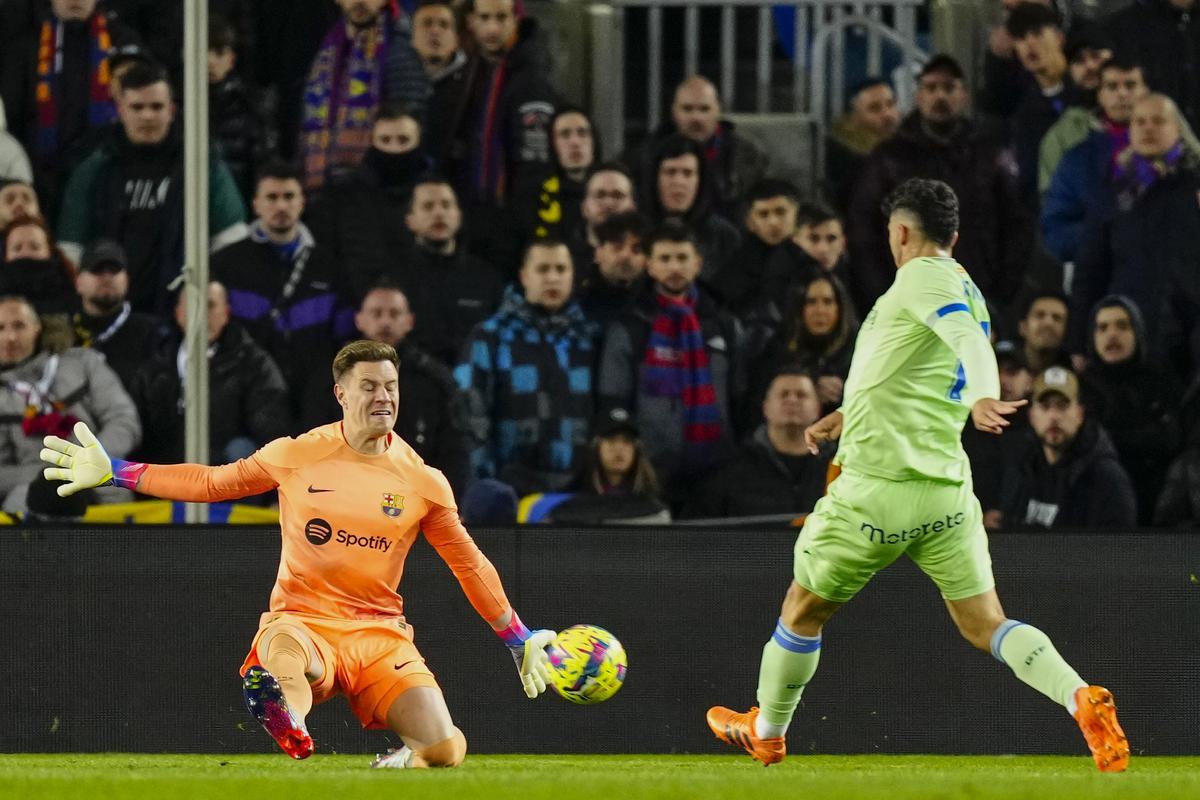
[240,611,440,729]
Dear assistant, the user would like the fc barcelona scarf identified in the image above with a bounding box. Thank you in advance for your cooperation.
[34,15,116,159]
[301,15,388,191]
[641,286,723,457]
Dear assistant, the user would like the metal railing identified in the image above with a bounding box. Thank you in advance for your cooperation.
[588,1,926,188]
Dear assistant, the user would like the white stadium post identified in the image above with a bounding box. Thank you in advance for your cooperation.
[183,0,211,523]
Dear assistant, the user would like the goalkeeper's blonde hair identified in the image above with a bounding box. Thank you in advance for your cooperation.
[331,340,400,383]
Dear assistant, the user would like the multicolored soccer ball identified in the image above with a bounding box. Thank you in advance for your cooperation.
[547,625,627,705]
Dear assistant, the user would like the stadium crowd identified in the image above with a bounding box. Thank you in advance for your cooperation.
[0,0,1196,529]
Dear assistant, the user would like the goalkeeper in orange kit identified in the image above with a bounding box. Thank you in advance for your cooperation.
[41,340,556,769]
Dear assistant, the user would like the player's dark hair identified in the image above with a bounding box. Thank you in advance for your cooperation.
[1018,290,1069,322]
[796,199,840,229]
[643,219,699,254]
[919,54,965,82]
[1005,3,1061,38]
[520,237,572,268]
[881,178,959,248]
[744,179,801,211]
[255,160,304,191]
[594,211,650,247]
[119,60,170,95]
[209,13,236,51]
[332,340,400,383]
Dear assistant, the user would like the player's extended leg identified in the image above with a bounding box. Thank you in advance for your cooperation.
[946,589,1129,772]
[242,628,320,760]
[708,581,842,765]
[371,687,466,769]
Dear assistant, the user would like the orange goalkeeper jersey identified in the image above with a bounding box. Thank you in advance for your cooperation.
[138,423,510,622]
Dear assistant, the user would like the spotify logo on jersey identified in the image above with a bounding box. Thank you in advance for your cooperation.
[305,518,333,546]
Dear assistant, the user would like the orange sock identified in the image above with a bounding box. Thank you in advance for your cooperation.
[262,633,313,721]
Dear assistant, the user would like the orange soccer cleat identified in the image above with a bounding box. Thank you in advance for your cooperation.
[1073,685,1130,773]
[706,706,786,766]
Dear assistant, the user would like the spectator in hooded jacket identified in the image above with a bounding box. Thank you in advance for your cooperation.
[998,366,1136,529]
[684,366,830,519]
[412,0,469,174]
[307,104,431,298]
[1041,57,1150,264]
[1081,295,1182,525]
[395,178,507,367]
[0,295,140,512]
[298,0,430,192]
[456,239,598,496]
[598,221,743,502]
[514,107,597,247]
[1069,93,1200,369]
[642,134,741,284]
[129,282,293,464]
[848,55,1032,319]
[208,12,278,207]
[1,215,77,316]
[57,61,247,315]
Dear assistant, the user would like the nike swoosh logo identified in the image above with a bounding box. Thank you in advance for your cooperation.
[307,485,334,493]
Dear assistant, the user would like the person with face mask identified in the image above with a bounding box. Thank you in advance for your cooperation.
[307,105,433,299]
[1,215,77,316]
[1079,296,1182,525]
[455,240,598,497]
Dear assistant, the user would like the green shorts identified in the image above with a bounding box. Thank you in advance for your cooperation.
[793,469,994,604]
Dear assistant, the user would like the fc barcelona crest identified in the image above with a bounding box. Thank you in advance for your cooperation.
[381,493,404,518]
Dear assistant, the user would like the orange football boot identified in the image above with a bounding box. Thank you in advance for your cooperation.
[706,706,786,766]
[1073,685,1130,773]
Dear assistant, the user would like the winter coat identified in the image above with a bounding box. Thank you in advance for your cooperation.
[825,112,886,213]
[211,225,355,431]
[1011,81,1081,208]
[682,426,830,519]
[998,419,1137,530]
[1081,295,1182,525]
[0,347,140,498]
[1069,155,1200,364]
[455,287,599,496]
[305,147,431,300]
[598,284,744,491]
[57,126,247,314]
[1041,127,1115,264]
[1154,442,1200,526]
[848,113,1033,312]
[1038,107,1097,195]
[71,303,163,392]
[1104,0,1200,130]
[0,97,32,183]
[395,244,508,368]
[128,322,293,464]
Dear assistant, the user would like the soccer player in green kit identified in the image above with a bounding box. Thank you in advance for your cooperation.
[707,179,1129,772]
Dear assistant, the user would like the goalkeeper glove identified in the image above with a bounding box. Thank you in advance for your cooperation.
[497,611,556,699]
[40,421,145,496]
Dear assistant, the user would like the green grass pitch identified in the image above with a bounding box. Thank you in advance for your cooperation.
[2,754,1199,800]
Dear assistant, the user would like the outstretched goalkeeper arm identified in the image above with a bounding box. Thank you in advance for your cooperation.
[40,422,277,500]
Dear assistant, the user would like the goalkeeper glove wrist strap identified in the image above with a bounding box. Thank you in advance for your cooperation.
[110,459,148,490]
[497,610,532,648]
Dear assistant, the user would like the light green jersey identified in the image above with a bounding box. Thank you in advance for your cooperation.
[835,256,1000,484]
